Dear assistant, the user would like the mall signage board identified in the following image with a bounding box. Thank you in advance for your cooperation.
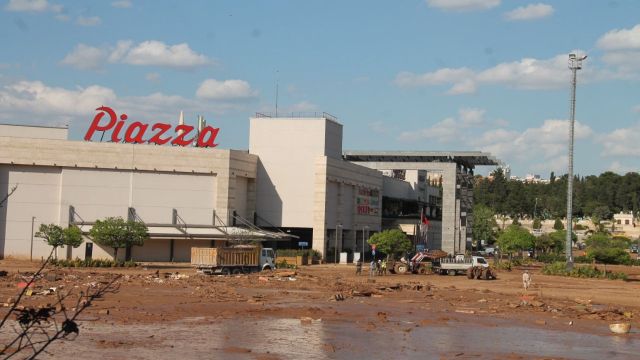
[84,106,220,147]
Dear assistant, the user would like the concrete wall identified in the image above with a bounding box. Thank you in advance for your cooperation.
[0,133,258,260]
[382,176,415,200]
[0,165,62,259]
[249,117,341,228]
[349,161,461,255]
[0,124,68,140]
[313,156,382,258]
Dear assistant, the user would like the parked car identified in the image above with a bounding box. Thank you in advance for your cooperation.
[630,244,639,254]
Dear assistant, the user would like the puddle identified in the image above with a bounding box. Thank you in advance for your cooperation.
[7,316,639,359]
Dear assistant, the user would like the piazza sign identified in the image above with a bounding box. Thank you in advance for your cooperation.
[84,106,220,147]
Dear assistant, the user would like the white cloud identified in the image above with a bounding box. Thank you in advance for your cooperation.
[0,80,248,127]
[60,44,108,70]
[196,79,258,100]
[5,0,61,13]
[395,68,474,88]
[426,0,500,12]
[601,50,640,74]
[111,0,132,8]
[458,108,485,126]
[0,81,116,120]
[472,119,593,173]
[597,122,640,157]
[122,41,211,68]
[504,3,554,21]
[76,16,101,26]
[60,40,212,70]
[395,51,592,94]
[398,108,486,142]
[596,24,640,51]
[145,72,160,82]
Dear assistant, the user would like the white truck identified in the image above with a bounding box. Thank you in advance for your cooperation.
[432,255,489,276]
[191,246,276,275]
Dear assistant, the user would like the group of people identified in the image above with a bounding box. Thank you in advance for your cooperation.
[355,259,387,276]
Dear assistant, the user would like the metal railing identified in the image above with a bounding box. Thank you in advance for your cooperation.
[255,112,338,121]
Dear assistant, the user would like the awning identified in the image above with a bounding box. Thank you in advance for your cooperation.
[74,223,296,242]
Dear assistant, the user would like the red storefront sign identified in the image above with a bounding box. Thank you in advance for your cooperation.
[84,106,220,147]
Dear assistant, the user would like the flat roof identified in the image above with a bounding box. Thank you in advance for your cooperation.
[343,151,501,168]
[0,123,68,129]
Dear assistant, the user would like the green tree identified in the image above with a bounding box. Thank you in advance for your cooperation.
[367,229,412,259]
[534,233,554,254]
[35,224,84,257]
[532,218,542,230]
[472,204,497,246]
[89,217,149,259]
[553,218,564,230]
[549,230,577,253]
[496,225,535,260]
[592,205,612,222]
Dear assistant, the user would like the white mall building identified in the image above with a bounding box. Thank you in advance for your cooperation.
[0,114,498,262]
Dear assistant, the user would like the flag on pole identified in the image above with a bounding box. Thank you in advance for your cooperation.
[420,210,430,246]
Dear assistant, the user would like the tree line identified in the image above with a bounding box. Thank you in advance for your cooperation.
[474,169,640,220]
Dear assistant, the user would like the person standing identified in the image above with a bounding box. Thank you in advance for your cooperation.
[522,270,532,291]
[369,260,376,277]
[355,259,362,275]
[381,259,387,276]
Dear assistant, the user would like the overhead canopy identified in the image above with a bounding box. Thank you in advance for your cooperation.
[74,223,296,242]
[343,151,501,169]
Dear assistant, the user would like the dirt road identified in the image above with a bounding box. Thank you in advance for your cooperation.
[0,261,638,359]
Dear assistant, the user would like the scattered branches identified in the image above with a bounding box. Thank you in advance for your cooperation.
[0,185,18,209]
[0,257,121,359]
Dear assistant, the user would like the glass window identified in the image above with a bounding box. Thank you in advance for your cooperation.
[476,258,486,264]
[625,220,630,225]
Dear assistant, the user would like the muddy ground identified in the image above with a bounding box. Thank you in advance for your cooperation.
[0,261,638,359]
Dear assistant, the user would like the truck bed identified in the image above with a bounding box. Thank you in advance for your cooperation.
[191,247,260,268]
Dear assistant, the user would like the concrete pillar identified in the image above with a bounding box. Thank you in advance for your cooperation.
[215,172,235,226]
[440,163,457,254]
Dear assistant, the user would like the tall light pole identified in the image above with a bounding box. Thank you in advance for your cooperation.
[566,53,586,270]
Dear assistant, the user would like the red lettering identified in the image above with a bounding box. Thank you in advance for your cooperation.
[171,125,195,146]
[196,126,219,147]
[111,120,125,142]
[124,122,148,143]
[84,106,116,141]
[148,123,172,145]
[85,107,221,147]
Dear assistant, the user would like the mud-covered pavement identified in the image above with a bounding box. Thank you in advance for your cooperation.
[0,261,638,359]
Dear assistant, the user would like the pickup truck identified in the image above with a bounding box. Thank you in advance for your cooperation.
[191,246,276,275]
[432,255,489,276]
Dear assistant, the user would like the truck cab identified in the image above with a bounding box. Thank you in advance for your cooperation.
[472,256,489,268]
[260,248,276,270]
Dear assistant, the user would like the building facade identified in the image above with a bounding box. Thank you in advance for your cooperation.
[1,116,499,261]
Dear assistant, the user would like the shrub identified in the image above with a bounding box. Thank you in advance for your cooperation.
[276,259,296,269]
[275,249,319,257]
[49,258,137,268]
[542,261,627,280]
[536,253,566,263]
[494,261,512,271]
[586,247,631,265]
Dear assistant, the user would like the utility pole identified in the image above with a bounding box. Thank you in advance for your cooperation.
[30,216,36,262]
[566,53,586,271]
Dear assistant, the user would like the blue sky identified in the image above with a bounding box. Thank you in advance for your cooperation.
[1,0,639,177]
